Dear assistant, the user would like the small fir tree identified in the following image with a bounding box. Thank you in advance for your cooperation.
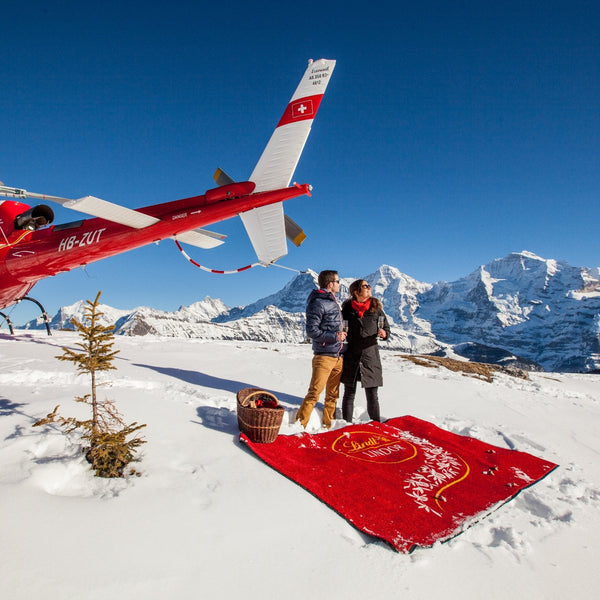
[34,291,146,477]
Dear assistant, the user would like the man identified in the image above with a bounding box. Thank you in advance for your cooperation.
[296,270,347,429]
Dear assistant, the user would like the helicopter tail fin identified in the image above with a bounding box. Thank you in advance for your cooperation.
[239,58,335,265]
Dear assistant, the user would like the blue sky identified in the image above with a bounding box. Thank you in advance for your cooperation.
[2,0,599,323]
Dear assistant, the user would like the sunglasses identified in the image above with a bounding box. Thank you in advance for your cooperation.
[361,284,371,289]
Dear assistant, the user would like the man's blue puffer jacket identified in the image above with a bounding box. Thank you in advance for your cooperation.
[305,288,344,356]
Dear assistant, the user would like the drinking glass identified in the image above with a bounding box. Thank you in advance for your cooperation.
[377,316,385,339]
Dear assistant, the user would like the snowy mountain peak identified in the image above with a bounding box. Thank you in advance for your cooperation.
[216,269,318,322]
[47,300,131,330]
[513,249,544,261]
[370,264,402,284]
[180,297,229,320]
[484,251,562,282]
[367,264,426,291]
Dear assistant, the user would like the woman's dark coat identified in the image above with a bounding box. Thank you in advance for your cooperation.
[341,300,391,388]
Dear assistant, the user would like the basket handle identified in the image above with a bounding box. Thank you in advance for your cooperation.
[240,390,279,408]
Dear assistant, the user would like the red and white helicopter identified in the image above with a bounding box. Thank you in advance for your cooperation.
[0,58,336,334]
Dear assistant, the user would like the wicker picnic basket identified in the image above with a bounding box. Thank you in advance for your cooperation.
[236,387,284,443]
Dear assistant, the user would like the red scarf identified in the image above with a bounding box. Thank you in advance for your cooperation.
[351,298,371,318]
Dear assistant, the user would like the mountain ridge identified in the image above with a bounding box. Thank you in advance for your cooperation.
[22,251,600,372]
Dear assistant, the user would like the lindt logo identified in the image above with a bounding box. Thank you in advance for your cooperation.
[332,430,417,464]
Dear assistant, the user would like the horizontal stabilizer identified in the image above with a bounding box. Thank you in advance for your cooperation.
[63,196,159,229]
[284,214,306,247]
[174,228,226,249]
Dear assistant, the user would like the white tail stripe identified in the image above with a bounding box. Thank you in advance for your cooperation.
[288,59,335,103]
[248,121,313,193]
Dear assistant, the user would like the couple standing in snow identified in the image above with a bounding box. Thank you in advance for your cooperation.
[295,269,391,430]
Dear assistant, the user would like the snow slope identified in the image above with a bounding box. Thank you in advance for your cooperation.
[1,331,599,599]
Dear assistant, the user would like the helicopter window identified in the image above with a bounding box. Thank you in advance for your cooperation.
[53,220,84,231]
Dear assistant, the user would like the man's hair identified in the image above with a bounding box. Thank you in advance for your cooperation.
[318,270,338,288]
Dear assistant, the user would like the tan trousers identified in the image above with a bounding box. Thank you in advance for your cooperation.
[296,355,343,428]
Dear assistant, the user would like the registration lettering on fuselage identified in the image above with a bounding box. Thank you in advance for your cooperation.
[58,228,106,252]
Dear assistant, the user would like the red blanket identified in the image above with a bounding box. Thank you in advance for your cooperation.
[241,416,557,552]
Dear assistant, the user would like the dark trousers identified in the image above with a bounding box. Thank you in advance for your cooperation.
[342,383,380,422]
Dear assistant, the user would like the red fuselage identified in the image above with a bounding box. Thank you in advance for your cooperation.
[0,184,309,310]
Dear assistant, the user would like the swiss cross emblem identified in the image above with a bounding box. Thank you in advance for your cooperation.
[292,99,314,119]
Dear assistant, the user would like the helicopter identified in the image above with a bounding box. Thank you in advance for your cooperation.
[0,58,336,334]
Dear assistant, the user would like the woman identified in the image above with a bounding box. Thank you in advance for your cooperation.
[341,279,391,423]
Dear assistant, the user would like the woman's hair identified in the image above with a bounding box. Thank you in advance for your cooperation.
[349,279,382,312]
[349,279,365,298]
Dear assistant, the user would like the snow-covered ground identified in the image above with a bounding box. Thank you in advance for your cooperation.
[1,331,599,599]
